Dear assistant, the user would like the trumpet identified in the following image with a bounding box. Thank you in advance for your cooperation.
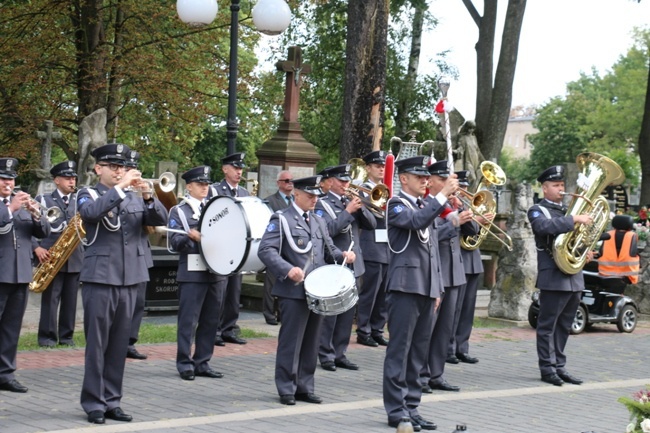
[456,188,514,251]
[126,172,176,196]
[10,188,63,223]
[345,183,390,218]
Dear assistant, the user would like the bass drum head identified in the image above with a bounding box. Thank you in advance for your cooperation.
[199,196,248,276]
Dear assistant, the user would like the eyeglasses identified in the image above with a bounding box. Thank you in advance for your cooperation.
[99,163,126,172]
[278,179,294,184]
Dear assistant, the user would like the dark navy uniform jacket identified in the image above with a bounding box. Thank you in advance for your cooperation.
[527,200,584,292]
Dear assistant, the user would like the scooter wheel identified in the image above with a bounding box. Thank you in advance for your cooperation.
[527,304,538,329]
[617,304,637,333]
[570,305,587,335]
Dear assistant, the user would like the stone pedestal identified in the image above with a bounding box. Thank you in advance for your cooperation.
[256,120,320,198]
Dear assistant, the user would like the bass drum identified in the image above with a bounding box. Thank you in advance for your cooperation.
[304,264,358,316]
[199,196,272,276]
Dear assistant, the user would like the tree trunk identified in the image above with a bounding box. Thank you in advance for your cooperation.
[639,66,650,206]
[394,4,424,139]
[482,0,526,161]
[340,0,390,163]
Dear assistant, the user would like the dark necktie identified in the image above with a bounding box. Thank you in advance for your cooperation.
[416,198,424,209]
[2,198,8,206]
[341,196,348,206]
[231,188,237,197]
[62,195,69,208]
[286,195,292,204]
[303,212,309,224]
[199,202,204,213]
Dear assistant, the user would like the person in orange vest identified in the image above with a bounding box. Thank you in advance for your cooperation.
[598,215,640,284]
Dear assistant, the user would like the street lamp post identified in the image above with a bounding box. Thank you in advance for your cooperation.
[177,0,291,156]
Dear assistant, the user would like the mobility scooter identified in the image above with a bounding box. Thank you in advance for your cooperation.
[528,215,639,334]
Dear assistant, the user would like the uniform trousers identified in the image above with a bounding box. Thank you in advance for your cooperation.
[219,274,242,338]
[262,270,279,323]
[275,297,323,396]
[38,272,80,346]
[176,281,223,374]
[383,291,436,423]
[448,273,480,356]
[536,289,581,375]
[0,283,28,385]
[80,283,136,414]
[423,286,460,386]
[318,278,358,364]
[128,282,147,349]
[356,261,388,339]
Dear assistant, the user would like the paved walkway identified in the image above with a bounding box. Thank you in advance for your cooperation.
[3,310,649,433]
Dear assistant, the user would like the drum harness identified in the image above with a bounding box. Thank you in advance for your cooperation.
[165,197,200,254]
[318,198,353,265]
[385,196,430,255]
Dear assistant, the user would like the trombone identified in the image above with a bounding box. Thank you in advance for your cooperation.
[345,183,390,218]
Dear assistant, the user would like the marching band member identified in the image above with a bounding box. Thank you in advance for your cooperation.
[314,164,376,372]
[33,161,83,348]
[0,157,51,393]
[258,175,353,406]
[527,165,592,387]
[356,150,390,348]
[209,152,250,346]
[169,166,226,381]
[124,150,151,360]
[383,156,457,431]
[77,144,167,424]
[421,162,475,394]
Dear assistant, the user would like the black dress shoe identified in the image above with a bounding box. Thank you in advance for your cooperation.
[105,407,132,422]
[87,410,105,424]
[265,318,279,325]
[222,335,247,345]
[196,369,224,379]
[58,341,75,347]
[557,371,583,385]
[372,335,389,346]
[456,353,479,364]
[295,393,322,404]
[39,342,56,348]
[321,361,336,371]
[411,414,437,430]
[541,373,564,386]
[357,335,379,347]
[0,379,28,393]
[179,370,195,381]
[421,385,432,394]
[429,379,460,391]
[126,348,148,360]
[215,336,225,346]
[335,359,359,370]
[445,355,460,364]
[279,394,295,405]
[388,419,422,432]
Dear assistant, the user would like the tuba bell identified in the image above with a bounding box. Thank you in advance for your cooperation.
[553,152,625,274]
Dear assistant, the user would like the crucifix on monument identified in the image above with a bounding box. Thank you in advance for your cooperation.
[33,120,64,195]
[256,46,320,198]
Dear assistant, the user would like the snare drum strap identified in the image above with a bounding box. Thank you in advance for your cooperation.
[278,213,312,254]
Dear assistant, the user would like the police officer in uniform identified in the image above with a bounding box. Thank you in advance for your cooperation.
[356,150,390,347]
[77,144,167,423]
[527,165,592,387]
[124,151,151,360]
[0,157,51,393]
[422,162,475,394]
[169,166,225,381]
[209,152,249,346]
[314,164,376,371]
[383,156,457,431]
[34,161,82,348]
[258,176,354,405]
[448,171,490,364]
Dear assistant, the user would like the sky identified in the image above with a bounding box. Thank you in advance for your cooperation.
[423,0,650,120]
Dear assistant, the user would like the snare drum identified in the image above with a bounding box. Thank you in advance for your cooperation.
[304,264,358,316]
[199,196,272,276]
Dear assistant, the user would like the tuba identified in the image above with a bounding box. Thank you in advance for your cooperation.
[460,161,511,251]
[553,153,625,275]
[30,213,86,293]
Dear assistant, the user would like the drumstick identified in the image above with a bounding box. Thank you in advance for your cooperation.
[341,241,354,267]
[159,227,204,237]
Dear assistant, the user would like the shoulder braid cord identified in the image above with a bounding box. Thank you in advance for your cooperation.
[385,197,430,255]
[166,197,197,254]
[534,204,555,257]
[75,187,122,247]
[320,199,351,234]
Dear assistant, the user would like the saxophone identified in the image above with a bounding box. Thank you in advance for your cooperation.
[552,153,625,275]
[29,213,86,293]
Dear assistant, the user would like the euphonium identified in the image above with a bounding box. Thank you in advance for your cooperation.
[29,213,86,293]
[460,161,508,251]
[553,152,625,275]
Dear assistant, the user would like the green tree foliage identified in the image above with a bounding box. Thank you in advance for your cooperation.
[524,29,648,185]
